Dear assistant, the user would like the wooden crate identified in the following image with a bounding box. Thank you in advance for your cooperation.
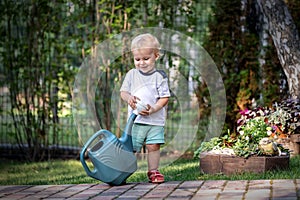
[199,153,289,175]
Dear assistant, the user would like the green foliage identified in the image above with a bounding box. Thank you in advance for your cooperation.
[202,0,289,134]
[1,0,80,160]
[194,100,300,158]
[234,117,270,157]
[1,0,214,160]
[1,0,298,162]
[260,40,288,106]
[194,136,223,157]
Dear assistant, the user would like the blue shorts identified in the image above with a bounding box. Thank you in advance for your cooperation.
[131,123,165,152]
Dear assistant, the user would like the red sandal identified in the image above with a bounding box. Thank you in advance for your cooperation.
[147,170,164,183]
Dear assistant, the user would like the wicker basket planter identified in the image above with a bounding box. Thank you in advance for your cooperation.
[200,153,289,175]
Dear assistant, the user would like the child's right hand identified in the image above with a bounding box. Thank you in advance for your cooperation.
[128,96,140,110]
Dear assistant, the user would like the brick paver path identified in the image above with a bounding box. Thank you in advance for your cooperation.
[0,179,299,200]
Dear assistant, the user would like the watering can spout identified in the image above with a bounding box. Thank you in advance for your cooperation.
[119,113,137,152]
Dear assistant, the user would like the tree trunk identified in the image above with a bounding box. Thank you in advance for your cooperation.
[256,0,300,99]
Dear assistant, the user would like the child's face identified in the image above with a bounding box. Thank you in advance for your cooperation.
[132,48,159,73]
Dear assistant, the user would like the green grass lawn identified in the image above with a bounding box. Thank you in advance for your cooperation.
[0,155,300,185]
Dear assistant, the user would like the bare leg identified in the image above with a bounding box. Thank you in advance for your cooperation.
[146,144,164,183]
[146,144,160,171]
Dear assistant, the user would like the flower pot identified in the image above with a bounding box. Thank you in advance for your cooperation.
[199,153,289,175]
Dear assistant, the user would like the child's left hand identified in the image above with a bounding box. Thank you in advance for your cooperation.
[138,104,152,116]
[139,104,162,116]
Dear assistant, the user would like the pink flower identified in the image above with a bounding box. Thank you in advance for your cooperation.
[239,109,249,116]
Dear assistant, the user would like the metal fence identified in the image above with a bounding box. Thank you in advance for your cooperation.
[0,0,214,160]
[0,88,203,160]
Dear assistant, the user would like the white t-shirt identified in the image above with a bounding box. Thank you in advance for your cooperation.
[120,68,171,126]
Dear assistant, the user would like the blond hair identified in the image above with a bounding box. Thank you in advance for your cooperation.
[131,33,160,53]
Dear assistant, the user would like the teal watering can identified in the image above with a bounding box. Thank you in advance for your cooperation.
[80,113,138,186]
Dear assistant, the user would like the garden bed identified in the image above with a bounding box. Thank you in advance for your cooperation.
[200,153,289,175]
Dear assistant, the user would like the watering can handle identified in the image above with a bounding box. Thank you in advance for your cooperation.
[80,129,111,177]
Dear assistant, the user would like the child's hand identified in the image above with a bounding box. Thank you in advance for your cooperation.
[138,104,151,116]
[138,98,168,116]
[139,104,162,116]
[128,96,140,110]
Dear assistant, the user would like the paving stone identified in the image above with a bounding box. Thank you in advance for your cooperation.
[132,182,156,189]
[167,188,194,199]
[191,193,218,200]
[272,198,298,200]
[0,180,299,199]
[200,180,227,190]
[178,180,204,189]
[69,189,101,199]
[90,195,116,200]
[0,185,31,195]
[141,181,180,199]
[223,180,248,191]
[272,179,297,200]
[273,179,296,190]
[248,180,271,189]
[89,184,112,190]
[244,189,271,200]
[218,190,245,200]
[272,189,297,199]
[117,189,149,199]
[194,188,221,199]
[0,193,29,200]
